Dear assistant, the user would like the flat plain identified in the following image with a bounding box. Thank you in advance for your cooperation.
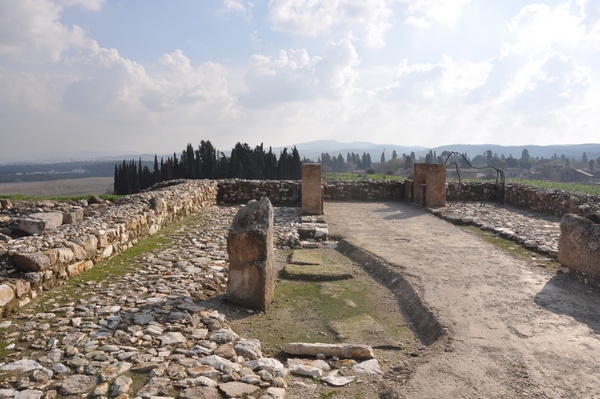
[0,177,113,197]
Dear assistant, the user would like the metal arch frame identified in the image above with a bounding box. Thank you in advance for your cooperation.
[443,152,505,207]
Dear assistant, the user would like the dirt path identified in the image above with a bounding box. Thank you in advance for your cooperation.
[326,201,600,399]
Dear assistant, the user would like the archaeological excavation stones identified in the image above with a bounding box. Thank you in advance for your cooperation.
[413,163,447,208]
[301,163,323,215]
[558,213,600,278]
[226,197,275,311]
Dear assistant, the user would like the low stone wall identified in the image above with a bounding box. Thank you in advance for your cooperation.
[0,180,218,317]
[217,179,301,204]
[447,182,600,218]
[323,180,405,201]
[216,179,406,203]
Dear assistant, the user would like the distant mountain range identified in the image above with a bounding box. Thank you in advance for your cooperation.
[3,141,600,167]
[275,140,600,162]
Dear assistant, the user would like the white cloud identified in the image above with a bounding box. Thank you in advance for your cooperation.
[0,0,88,62]
[142,50,232,110]
[440,55,493,93]
[579,0,600,34]
[268,0,392,48]
[378,55,492,102]
[62,43,148,113]
[401,0,471,28]
[221,0,253,17]
[242,39,359,107]
[505,3,585,55]
[57,0,105,11]
[499,52,591,113]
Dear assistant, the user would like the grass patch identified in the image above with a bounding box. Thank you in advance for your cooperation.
[507,179,600,196]
[0,194,34,201]
[323,172,401,181]
[233,249,414,357]
[461,226,557,269]
[448,178,600,197]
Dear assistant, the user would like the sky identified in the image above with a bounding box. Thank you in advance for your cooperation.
[0,0,599,161]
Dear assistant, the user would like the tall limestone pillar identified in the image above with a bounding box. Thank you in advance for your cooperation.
[226,197,275,311]
[302,163,323,215]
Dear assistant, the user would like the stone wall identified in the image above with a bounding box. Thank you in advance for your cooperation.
[0,180,218,317]
[447,182,600,218]
[323,180,405,201]
[217,179,302,204]
[216,179,406,203]
[3,177,599,317]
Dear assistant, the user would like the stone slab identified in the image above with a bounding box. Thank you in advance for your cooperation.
[281,264,353,281]
[283,342,374,359]
[302,163,323,215]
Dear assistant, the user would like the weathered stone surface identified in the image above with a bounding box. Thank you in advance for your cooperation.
[12,252,52,272]
[414,163,446,207]
[0,284,14,306]
[219,381,260,397]
[234,338,262,360]
[18,212,64,234]
[0,359,43,372]
[179,386,221,399]
[302,163,323,215]
[59,374,95,396]
[260,387,287,399]
[283,342,375,359]
[558,214,600,277]
[110,375,132,396]
[289,364,323,378]
[158,332,187,345]
[322,374,356,386]
[226,197,275,311]
[135,377,172,398]
[352,358,383,375]
[62,208,84,224]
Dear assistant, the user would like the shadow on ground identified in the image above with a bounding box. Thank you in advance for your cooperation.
[534,272,600,334]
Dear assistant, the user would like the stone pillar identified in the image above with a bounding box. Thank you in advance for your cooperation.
[558,214,600,278]
[404,179,414,202]
[302,163,323,215]
[226,197,275,311]
[413,163,446,207]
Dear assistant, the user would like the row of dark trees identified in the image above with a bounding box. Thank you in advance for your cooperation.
[318,152,373,173]
[114,141,303,195]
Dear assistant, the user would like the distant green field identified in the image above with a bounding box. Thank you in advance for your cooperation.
[506,179,600,196]
[325,173,600,196]
[447,177,600,196]
[323,172,402,181]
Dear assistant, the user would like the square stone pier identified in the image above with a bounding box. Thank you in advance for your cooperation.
[302,163,323,215]
[413,163,446,208]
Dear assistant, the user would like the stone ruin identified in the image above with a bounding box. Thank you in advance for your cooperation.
[411,163,447,208]
[558,214,600,282]
[301,163,323,215]
[226,197,275,311]
[2,175,600,317]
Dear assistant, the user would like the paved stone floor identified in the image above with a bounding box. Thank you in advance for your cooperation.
[431,202,561,257]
